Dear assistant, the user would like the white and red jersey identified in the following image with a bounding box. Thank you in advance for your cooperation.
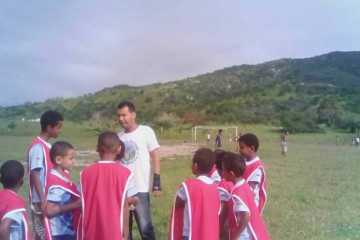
[80,161,132,240]
[0,189,31,240]
[243,156,267,214]
[228,180,270,240]
[207,165,221,183]
[218,178,234,202]
[169,177,221,240]
[27,137,53,206]
[44,170,82,240]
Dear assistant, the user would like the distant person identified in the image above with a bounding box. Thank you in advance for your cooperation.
[81,131,132,240]
[207,133,211,143]
[44,141,82,240]
[117,101,161,240]
[27,110,64,240]
[355,137,360,147]
[281,130,289,157]
[222,153,270,240]
[215,151,234,240]
[0,160,31,240]
[335,136,340,146]
[215,129,223,149]
[237,133,267,214]
[169,148,220,240]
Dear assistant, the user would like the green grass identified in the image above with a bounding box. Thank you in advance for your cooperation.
[1,121,360,239]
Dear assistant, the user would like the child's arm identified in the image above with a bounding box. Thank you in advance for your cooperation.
[248,181,259,191]
[122,197,129,239]
[127,196,139,210]
[46,199,81,217]
[30,169,46,212]
[219,201,228,234]
[230,211,250,240]
[0,218,12,240]
[175,196,185,209]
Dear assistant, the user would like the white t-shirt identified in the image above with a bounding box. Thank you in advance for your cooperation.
[118,125,160,192]
[246,157,262,208]
[233,179,253,240]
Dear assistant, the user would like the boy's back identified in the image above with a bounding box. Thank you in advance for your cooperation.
[229,180,270,240]
[80,161,132,240]
[169,176,220,240]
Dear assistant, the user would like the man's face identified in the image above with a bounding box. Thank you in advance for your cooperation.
[48,121,63,138]
[117,107,136,130]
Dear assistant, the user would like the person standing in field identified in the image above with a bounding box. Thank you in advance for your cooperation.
[215,129,223,149]
[207,133,210,143]
[0,160,31,240]
[117,101,161,240]
[27,110,63,240]
[280,130,289,157]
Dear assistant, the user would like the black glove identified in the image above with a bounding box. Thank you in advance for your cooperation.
[152,173,161,191]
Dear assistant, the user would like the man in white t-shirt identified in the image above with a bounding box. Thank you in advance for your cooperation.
[117,101,160,240]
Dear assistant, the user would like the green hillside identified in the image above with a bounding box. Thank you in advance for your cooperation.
[1,51,360,133]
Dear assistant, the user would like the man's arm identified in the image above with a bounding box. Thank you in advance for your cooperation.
[150,148,161,197]
[0,218,12,240]
[30,169,46,212]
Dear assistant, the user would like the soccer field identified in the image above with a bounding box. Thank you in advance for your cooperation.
[0,121,359,239]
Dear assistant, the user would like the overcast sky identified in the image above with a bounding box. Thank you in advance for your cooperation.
[1,1,359,106]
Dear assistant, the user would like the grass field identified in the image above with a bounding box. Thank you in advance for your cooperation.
[0,121,360,239]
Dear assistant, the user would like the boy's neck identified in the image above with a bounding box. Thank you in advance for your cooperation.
[53,165,66,176]
[39,131,50,141]
[233,176,244,185]
[246,153,257,161]
[99,153,117,161]
[5,186,20,194]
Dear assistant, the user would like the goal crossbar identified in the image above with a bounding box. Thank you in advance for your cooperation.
[192,126,238,141]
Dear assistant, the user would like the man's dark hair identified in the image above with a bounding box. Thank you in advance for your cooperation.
[98,131,120,153]
[50,141,74,164]
[40,110,63,132]
[222,152,246,177]
[238,133,259,152]
[193,148,215,174]
[0,160,24,189]
[117,101,135,112]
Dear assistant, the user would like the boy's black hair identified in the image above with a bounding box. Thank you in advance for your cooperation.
[238,133,259,152]
[222,152,246,177]
[40,110,63,132]
[116,139,125,160]
[50,141,74,164]
[214,150,226,171]
[193,148,215,174]
[0,160,24,189]
[117,101,135,112]
[218,129,223,133]
[98,131,120,153]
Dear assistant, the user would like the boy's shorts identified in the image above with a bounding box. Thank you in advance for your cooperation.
[52,235,76,240]
[281,141,287,152]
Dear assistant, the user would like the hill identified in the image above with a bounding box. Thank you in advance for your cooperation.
[1,51,360,133]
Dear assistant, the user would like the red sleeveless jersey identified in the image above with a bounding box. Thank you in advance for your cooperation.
[228,181,270,240]
[0,189,31,240]
[80,161,132,240]
[242,157,267,214]
[169,178,221,240]
[44,170,82,240]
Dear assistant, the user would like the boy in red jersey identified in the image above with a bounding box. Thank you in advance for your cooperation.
[237,133,267,214]
[222,153,270,240]
[169,148,221,240]
[81,131,132,240]
[215,151,234,240]
[0,160,31,240]
[27,110,64,240]
[44,141,82,240]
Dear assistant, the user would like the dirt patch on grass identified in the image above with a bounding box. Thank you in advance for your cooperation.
[75,143,200,166]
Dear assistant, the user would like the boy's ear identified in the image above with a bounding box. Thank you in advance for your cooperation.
[55,156,62,164]
[96,145,100,153]
[19,177,24,187]
[116,145,121,154]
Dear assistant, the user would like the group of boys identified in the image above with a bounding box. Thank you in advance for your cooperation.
[169,133,270,240]
[0,104,271,240]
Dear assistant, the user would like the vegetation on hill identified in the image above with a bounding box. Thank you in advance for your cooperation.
[1,51,360,133]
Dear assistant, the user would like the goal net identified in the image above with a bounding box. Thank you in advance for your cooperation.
[192,126,238,142]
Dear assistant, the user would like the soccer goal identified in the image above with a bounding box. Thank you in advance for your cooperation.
[192,126,238,142]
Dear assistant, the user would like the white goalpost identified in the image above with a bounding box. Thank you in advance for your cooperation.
[192,126,238,141]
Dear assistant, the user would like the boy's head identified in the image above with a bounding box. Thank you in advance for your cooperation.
[97,131,121,156]
[214,150,226,177]
[192,148,215,175]
[237,133,259,159]
[40,110,63,138]
[218,129,223,135]
[221,152,246,181]
[0,160,24,189]
[115,139,125,161]
[50,141,75,171]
